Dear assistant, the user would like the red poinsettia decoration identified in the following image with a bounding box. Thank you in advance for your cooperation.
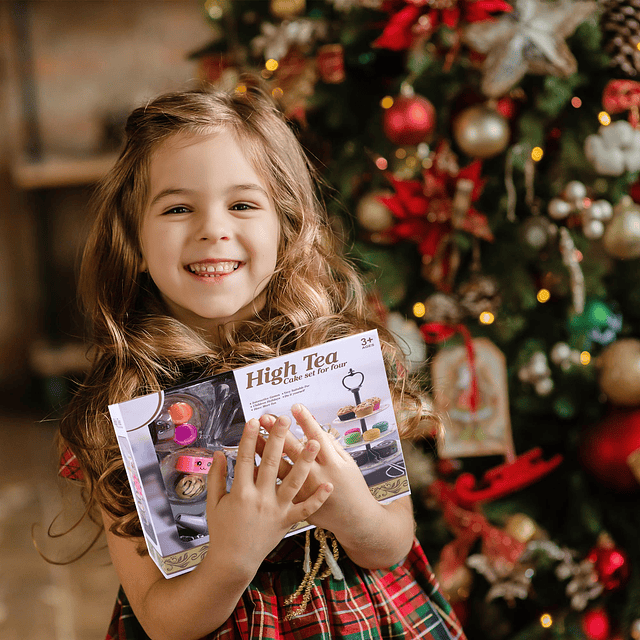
[377,145,493,288]
[373,0,512,51]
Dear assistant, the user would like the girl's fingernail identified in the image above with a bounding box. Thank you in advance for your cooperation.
[292,403,302,412]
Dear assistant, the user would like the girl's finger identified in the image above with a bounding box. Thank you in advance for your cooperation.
[291,404,337,463]
[260,413,306,467]
[255,434,294,481]
[289,482,334,524]
[255,415,289,488]
[232,419,260,488]
[277,439,320,502]
[206,450,228,505]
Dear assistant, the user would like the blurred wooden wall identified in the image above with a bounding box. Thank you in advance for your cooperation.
[0,1,213,405]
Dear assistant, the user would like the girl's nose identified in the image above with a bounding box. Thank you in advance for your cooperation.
[197,208,231,242]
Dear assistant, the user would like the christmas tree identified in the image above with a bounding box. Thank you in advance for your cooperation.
[192,0,640,636]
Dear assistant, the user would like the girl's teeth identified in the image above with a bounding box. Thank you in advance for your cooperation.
[189,262,238,275]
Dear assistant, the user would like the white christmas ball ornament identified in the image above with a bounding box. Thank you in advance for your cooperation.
[536,377,554,396]
[582,217,606,239]
[548,198,573,220]
[563,181,587,206]
[550,342,573,369]
[529,352,551,377]
[589,200,614,222]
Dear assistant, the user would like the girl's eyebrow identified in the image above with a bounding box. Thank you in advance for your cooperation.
[149,184,269,207]
[149,188,195,207]
[230,184,269,198]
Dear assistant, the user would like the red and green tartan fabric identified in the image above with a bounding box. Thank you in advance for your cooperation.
[106,536,466,640]
[59,447,84,481]
[59,449,466,639]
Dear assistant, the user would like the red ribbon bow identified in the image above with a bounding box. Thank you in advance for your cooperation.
[602,80,640,127]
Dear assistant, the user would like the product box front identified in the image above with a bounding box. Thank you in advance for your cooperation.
[108,329,411,578]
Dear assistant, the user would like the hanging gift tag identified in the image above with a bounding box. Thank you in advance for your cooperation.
[432,337,515,459]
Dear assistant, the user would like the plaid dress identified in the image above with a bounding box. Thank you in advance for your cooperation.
[105,533,465,640]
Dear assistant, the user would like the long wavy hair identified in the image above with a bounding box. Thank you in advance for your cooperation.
[57,81,435,542]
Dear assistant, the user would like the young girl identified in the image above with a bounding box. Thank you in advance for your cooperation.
[57,81,466,640]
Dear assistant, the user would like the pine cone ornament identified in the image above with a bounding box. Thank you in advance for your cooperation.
[601,0,640,77]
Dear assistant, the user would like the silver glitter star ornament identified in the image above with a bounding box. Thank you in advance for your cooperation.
[463,0,598,97]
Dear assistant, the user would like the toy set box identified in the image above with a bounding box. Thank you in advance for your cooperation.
[108,330,411,578]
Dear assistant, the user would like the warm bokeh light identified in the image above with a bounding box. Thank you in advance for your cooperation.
[598,111,612,126]
[265,58,279,71]
[205,0,224,19]
[537,288,551,303]
[375,156,388,170]
[479,311,495,324]
[580,351,591,365]
[380,96,394,109]
[413,302,426,318]
[531,147,544,162]
[571,96,582,108]
[540,613,553,628]
[395,148,407,159]
[271,87,284,99]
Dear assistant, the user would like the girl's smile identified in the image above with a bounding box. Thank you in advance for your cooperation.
[140,130,280,338]
[186,260,241,276]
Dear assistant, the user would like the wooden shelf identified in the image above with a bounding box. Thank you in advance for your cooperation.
[11,152,119,190]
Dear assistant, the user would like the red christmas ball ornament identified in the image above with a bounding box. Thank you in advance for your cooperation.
[383,92,436,146]
[581,608,611,640]
[578,407,640,493]
[587,535,630,591]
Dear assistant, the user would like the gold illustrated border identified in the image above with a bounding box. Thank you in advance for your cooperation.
[369,476,409,501]
[151,542,210,577]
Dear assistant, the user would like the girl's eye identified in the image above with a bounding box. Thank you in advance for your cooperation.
[230,203,255,211]
[163,206,191,215]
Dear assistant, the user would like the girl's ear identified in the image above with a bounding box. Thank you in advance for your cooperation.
[139,257,148,273]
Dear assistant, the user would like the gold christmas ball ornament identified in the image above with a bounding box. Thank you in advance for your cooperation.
[452,104,510,159]
[270,0,306,18]
[597,338,640,406]
[435,562,474,602]
[504,513,540,544]
[603,196,640,260]
[521,215,556,249]
[356,192,395,233]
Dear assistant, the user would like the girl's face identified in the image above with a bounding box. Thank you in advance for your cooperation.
[140,130,280,339]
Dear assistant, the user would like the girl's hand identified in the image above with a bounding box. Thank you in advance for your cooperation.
[259,403,416,569]
[205,415,333,575]
[258,405,377,536]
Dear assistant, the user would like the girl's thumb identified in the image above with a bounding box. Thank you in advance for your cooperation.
[207,450,228,504]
